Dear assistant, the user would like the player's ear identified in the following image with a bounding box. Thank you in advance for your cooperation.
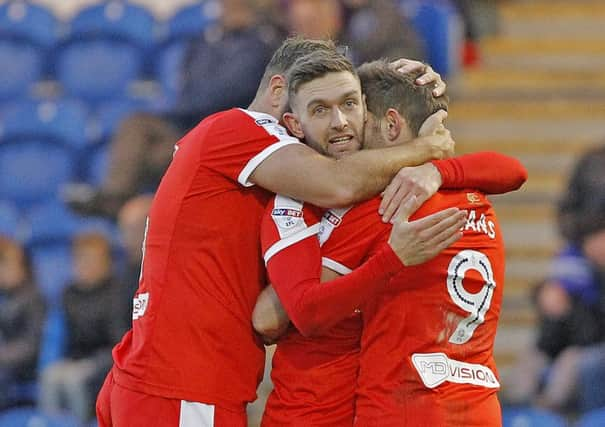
[283,112,304,139]
[269,75,287,109]
[385,108,402,141]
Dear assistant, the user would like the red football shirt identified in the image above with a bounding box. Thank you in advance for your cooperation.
[261,196,390,426]
[111,108,301,411]
[355,191,504,427]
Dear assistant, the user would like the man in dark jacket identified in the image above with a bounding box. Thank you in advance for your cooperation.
[0,237,45,408]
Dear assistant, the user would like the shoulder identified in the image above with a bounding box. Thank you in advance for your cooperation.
[338,196,383,228]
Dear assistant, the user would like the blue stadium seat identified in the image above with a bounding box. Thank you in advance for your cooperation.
[2,99,89,149]
[70,1,155,48]
[56,2,156,104]
[400,0,463,76]
[91,98,147,144]
[501,406,567,427]
[0,100,88,206]
[86,144,110,187]
[38,307,67,372]
[0,199,20,240]
[30,244,72,304]
[0,1,58,47]
[166,0,220,42]
[154,39,188,108]
[0,407,80,427]
[56,40,145,104]
[25,201,79,246]
[0,2,59,100]
[0,40,43,100]
[153,1,220,106]
[0,140,74,207]
[25,201,79,302]
[577,407,605,427]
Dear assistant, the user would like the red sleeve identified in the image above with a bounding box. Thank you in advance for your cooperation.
[261,195,323,263]
[433,151,527,194]
[321,199,390,274]
[268,242,403,337]
[201,109,301,186]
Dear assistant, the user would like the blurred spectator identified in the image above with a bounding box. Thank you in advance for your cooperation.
[452,0,500,67]
[64,0,279,218]
[342,0,424,64]
[505,146,605,413]
[116,194,153,327]
[39,231,125,423]
[0,237,45,408]
[283,0,424,64]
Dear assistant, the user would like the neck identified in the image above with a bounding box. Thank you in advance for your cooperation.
[248,94,279,119]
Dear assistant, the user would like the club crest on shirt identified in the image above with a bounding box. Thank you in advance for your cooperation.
[466,192,482,204]
[272,208,303,229]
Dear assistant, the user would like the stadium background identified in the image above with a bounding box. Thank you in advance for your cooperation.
[0,0,603,426]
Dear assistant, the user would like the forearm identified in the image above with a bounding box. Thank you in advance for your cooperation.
[433,151,527,194]
[272,244,403,337]
[251,138,444,209]
[252,285,290,341]
[331,138,442,207]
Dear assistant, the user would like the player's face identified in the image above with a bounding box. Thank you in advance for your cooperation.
[363,112,388,150]
[286,71,366,159]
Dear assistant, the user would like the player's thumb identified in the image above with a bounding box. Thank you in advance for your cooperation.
[418,109,448,137]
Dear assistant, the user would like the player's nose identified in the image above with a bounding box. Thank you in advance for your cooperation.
[330,107,348,130]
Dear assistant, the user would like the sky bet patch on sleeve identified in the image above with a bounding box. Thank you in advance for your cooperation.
[255,118,274,126]
[271,207,303,229]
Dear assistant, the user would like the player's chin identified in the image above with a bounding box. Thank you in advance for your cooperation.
[329,141,361,159]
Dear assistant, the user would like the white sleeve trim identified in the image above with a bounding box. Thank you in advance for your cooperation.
[264,223,320,265]
[237,139,301,187]
[322,257,352,275]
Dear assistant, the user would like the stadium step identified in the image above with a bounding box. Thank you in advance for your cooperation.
[450,69,605,100]
[444,0,605,379]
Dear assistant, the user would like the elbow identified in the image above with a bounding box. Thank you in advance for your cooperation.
[252,311,274,338]
[317,185,358,209]
[511,159,529,191]
[293,321,322,338]
[289,311,325,338]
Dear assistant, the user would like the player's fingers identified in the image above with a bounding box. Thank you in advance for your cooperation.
[432,79,447,97]
[383,184,414,223]
[391,59,425,74]
[391,194,419,224]
[391,190,427,224]
[428,227,464,255]
[424,214,466,246]
[389,58,412,70]
[379,179,400,216]
[411,207,460,231]
[415,67,438,85]
[422,210,467,238]
[418,110,448,137]
[398,62,425,74]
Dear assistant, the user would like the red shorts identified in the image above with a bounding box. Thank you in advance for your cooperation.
[96,369,247,427]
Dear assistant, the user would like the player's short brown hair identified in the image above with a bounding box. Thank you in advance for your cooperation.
[357,59,449,137]
[258,36,337,91]
[287,49,356,100]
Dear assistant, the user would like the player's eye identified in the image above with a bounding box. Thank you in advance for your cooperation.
[313,106,327,115]
[344,99,357,109]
